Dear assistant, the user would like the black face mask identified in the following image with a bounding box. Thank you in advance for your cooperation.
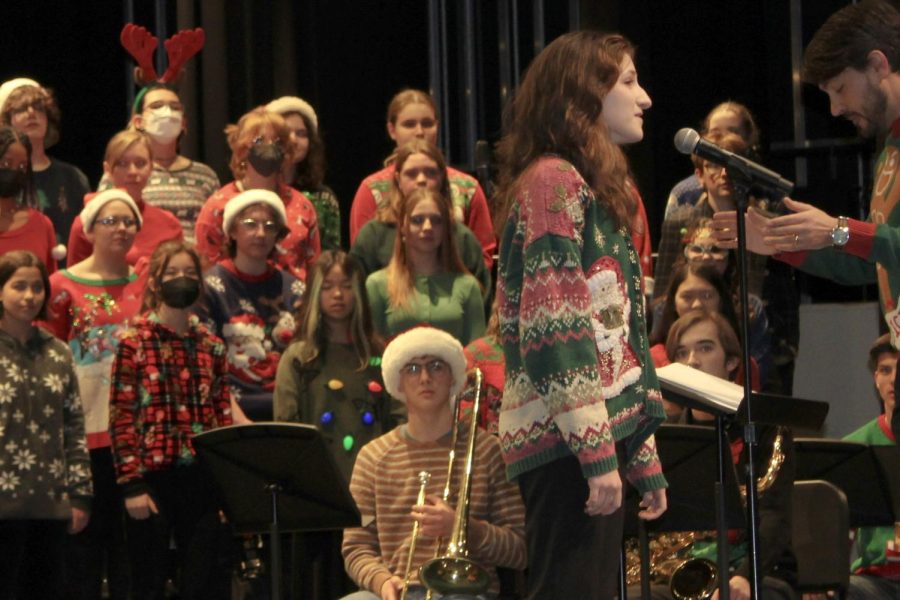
[160,276,201,309]
[0,168,25,198]
[247,143,284,178]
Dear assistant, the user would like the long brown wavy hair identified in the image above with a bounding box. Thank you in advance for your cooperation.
[494,31,637,232]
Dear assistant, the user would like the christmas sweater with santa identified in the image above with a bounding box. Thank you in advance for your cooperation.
[199,260,305,420]
[42,269,144,449]
[496,156,667,490]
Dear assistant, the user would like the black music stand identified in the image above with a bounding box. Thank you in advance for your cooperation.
[794,438,900,527]
[193,423,362,600]
[621,424,745,600]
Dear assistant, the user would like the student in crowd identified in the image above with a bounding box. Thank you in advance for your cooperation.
[68,130,183,268]
[493,31,667,598]
[0,78,90,250]
[0,126,59,273]
[842,334,900,599]
[97,83,219,246]
[349,88,495,267]
[195,106,320,284]
[198,189,305,423]
[341,326,526,600]
[628,309,797,600]
[0,251,91,600]
[274,250,404,600]
[110,241,232,600]
[267,95,342,251]
[44,188,145,600]
[350,138,491,312]
[366,187,485,346]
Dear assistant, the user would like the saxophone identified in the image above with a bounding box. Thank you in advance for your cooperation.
[625,428,786,600]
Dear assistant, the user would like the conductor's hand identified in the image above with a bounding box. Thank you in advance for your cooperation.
[125,493,159,520]
[411,494,455,538]
[637,488,667,520]
[585,470,622,516]
[711,209,776,256]
[380,575,404,600]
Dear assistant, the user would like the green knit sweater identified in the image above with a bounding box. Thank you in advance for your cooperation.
[496,156,666,492]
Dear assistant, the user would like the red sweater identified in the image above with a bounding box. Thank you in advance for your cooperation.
[0,208,58,273]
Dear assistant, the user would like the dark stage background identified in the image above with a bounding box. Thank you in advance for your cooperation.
[0,0,891,303]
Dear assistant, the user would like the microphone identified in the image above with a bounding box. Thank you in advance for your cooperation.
[674,128,793,198]
[474,139,493,196]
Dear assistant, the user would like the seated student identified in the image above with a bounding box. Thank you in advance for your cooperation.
[341,326,526,600]
[843,334,900,599]
[628,309,797,600]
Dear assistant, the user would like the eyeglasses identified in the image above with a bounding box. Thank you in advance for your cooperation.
[401,359,449,377]
[0,159,26,173]
[145,100,184,113]
[408,214,444,227]
[10,100,46,115]
[684,244,729,260]
[237,218,280,234]
[95,216,139,229]
[703,162,727,176]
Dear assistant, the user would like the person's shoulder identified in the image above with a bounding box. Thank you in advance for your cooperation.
[843,417,882,443]
[447,166,477,186]
[362,166,393,187]
[143,203,182,227]
[367,268,389,286]
[181,160,218,178]
[47,158,90,182]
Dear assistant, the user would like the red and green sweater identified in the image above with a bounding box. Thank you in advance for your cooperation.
[496,156,666,492]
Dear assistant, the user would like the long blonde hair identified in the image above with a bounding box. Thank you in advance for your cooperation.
[386,188,468,309]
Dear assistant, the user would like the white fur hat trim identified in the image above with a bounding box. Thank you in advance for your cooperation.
[266,96,318,135]
[80,189,143,233]
[0,78,40,113]
[222,189,288,235]
[381,326,467,402]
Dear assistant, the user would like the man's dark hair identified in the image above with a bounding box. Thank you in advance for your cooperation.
[802,0,900,85]
[868,333,896,374]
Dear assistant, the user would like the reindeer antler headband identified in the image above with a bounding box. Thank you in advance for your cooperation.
[120,23,205,110]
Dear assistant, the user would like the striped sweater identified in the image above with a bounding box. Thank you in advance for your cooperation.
[342,425,526,594]
[496,156,667,491]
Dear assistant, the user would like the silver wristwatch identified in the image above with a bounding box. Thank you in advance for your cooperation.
[831,216,850,247]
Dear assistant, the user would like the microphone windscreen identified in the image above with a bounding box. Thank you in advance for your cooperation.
[674,128,700,155]
[474,140,491,168]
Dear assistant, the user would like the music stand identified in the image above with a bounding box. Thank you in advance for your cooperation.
[621,425,745,600]
[193,423,361,600]
[794,438,900,527]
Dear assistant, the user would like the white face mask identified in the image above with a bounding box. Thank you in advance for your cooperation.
[142,107,183,144]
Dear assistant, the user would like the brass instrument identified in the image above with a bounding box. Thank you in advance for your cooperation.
[400,471,432,600]
[419,368,491,598]
[626,428,786,600]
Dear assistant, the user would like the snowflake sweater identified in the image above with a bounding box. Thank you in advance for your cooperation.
[496,156,666,490]
[0,327,92,519]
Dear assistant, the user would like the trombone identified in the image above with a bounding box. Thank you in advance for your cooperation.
[399,368,491,599]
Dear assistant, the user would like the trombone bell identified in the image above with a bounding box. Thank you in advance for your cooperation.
[419,556,491,595]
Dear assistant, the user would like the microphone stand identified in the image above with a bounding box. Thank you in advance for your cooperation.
[729,172,763,600]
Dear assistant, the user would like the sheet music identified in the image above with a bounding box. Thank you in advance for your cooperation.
[655,363,744,413]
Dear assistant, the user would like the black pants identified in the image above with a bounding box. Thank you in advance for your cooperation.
[518,451,627,600]
[124,464,230,600]
[0,519,67,600]
[65,447,130,600]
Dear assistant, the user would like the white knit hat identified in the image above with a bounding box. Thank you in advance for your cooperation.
[222,189,288,234]
[0,78,40,113]
[80,189,143,233]
[381,326,467,402]
[266,96,318,135]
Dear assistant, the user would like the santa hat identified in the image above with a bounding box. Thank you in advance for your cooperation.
[222,189,288,235]
[266,96,318,135]
[381,326,467,402]
[0,78,41,114]
[80,188,143,233]
[222,314,266,339]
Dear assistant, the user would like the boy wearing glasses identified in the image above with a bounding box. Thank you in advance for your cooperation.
[196,189,305,422]
[341,326,526,600]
